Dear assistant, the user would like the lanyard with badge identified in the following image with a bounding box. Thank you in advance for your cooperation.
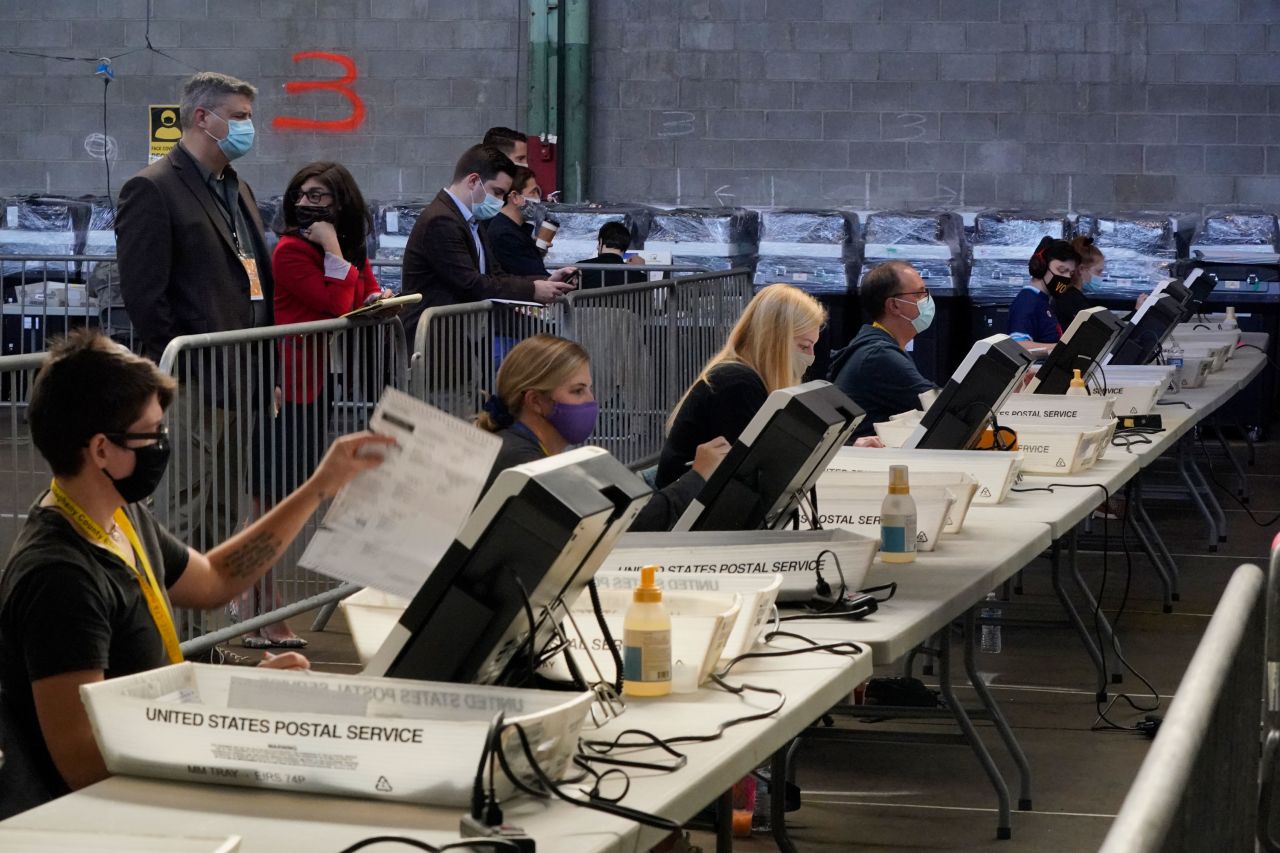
[49,479,183,664]
[210,176,264,302]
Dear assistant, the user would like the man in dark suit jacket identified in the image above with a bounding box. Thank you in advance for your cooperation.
[401,144,576,337]
[116,71,274,552]
[576,221,648,290]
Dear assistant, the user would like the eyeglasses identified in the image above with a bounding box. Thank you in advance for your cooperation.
[891,289,930,301]
[104,426,169,446]
[294,189,334,204]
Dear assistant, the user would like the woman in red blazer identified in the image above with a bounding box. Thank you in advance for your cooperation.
[245,162,388,648]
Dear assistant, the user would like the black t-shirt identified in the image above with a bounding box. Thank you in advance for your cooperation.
[0,498,190,813]
[656,362,768,488]
[575,254,647,290]
[1052,287,1091,331]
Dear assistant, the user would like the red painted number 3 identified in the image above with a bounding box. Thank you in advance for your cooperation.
[272,52,366,133]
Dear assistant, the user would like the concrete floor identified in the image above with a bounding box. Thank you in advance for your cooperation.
[261,429,1276,853]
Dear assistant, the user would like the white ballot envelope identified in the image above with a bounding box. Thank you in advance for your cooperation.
[300,388,501,599]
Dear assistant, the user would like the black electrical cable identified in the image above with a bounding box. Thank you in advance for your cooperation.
[336,837,520,852]
[510,573,539,686]
[1196,435,1280,527]
[495,721,684,833]
[1012,481,1162,727]
[587,579,623,694]
[101,76,114,212]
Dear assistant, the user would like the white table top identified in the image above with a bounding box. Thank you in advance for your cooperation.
[781,520,1052,664]
[967,455,1138,540]
[3,638,870,853]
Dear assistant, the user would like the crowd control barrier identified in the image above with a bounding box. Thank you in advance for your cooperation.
[410,269,753,468]
[1100,561,1265,853]
[1258,535,1280,851]
[0,353,51,563]
[1,254,137,357]
[152,313,409,649]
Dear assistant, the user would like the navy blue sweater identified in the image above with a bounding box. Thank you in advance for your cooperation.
[829,324,935,438]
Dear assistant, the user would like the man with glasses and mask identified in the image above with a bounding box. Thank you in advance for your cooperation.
[829,261,938,439]
[0,331,393,817]
[115,71,275,553]
[400,144,577,338]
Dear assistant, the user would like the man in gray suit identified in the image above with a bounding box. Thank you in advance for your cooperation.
[117,71,273,555]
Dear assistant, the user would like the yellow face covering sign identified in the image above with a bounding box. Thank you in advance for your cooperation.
[49,479,183,664]
[149,105,181,163]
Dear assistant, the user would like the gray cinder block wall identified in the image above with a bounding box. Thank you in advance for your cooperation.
[0,0,1278,212]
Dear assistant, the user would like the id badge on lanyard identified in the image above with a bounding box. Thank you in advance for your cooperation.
[241,254,264,301]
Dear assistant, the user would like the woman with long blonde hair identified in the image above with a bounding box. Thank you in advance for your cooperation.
[478,334,729,531]
[656,284,877,489]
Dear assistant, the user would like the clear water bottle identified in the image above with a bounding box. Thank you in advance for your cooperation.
[979,592,1002,654]
[1165,337,1184,390]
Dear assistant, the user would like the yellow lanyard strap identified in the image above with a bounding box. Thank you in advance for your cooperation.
[49,480,183,664]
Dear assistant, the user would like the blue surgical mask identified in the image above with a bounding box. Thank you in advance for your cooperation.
[895,295,935,334]
[1083,280,1101,295]
[470,183,504,221]
[204,107,254,160]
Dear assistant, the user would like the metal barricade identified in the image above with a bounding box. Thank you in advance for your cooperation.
[411,300,568,421]
[1,254,138,357]
[155,314,410,649]
[548,262,712,291]
[1258,533,1280,851]
[0,353,50,563]
[562,269,753,466]
[1099,561,1265,853]
[409,269,753,468]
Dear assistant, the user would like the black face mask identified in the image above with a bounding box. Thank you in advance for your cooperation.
[1046,273,1074,296]
[104,437,171,504]
[295,206,336,230]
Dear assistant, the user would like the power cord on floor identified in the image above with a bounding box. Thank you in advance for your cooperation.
[1012,482,1163,729]
[1196,435,1280,527]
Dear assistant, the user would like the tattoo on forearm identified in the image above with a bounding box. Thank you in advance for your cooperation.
[218,531,281,579]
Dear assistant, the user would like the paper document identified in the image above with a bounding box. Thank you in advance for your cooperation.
[341,293,421,319]
[299,388,500,598]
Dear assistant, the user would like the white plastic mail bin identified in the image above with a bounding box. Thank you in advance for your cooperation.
[799,491,954,552]
[827,446,1024,505]
[544,585,741,688]
[817,469,978,533]
[1000,418,1117,474]
[80,662,594,807]
[597,528,878,603]
[591,571,775,669]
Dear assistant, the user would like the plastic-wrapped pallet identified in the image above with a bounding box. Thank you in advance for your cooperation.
[1072,211,1186,298]
[644,207,758,273]
[371,200,429,293]
[858,210,966,295]
[542,203,653,267]
[82,196,116,261]
[1190,208,1280,264]
[0,195,89,279]
[968,210,1068,304]
[256,195,283,257]
[753,209,859,295]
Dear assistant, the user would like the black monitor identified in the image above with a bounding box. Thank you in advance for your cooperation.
[1152,275,1192,315]
[672,381,864,532]
[1179,268,1217,322]
[365,447,651,685]
[1026,306,1124,395]
[1105,293,1182,366]
[905,334,1033,450]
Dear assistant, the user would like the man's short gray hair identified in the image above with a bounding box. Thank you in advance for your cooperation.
[179,72,257,129]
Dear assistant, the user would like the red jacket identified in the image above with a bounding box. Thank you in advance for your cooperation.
[272,234,380,403]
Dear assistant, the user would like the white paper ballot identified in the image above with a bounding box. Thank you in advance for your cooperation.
[299,388,500,597]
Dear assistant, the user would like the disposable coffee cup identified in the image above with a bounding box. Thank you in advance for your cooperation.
[536,218,559,250]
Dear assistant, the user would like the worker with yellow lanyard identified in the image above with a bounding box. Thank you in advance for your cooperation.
[829,260,937,440]
[0,330,394,818]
